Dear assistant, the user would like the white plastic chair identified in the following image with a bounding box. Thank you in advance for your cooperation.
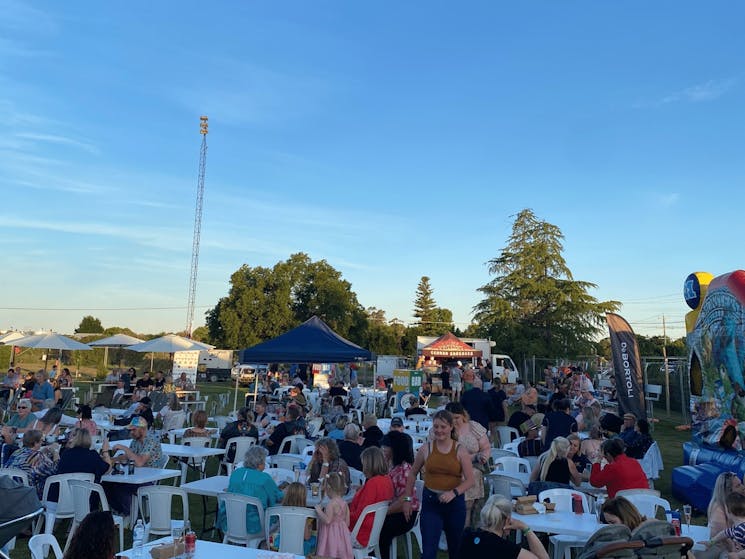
[0,467,30,486]
[37,473,95,535]
[218,493,265,548]
[137,485,189,541]
[349,468,366,487]
[490,448,517,461]
[615,488,661,498]
[392,480,423,559]
[502,436,525,455]
[622,494,670,520]
[180,436,211,484]
[491,456,531,475]
[485,473,526,498]
[266,468,294,485]
[539,489,591,559]
[350,501,389,559]
[28,533,63,559]
[495,426,521,448]
[269,454,302,470]
[265,506,317,555]
[66,480,124,552]
[161,410,186,433]
[221,436,257,475]
[279,434,306,454]
[306,417,323,439]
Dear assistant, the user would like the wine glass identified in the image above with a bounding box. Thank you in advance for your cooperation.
[683,504,692,532]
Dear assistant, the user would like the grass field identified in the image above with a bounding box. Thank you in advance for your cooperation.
[5,380,701,559]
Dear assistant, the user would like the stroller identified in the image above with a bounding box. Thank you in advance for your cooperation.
[0,476,44,559]
[578,521,693,559]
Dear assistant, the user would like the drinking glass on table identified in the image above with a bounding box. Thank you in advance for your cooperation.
[683,505,692,531]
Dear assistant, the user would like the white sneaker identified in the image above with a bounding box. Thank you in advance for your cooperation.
[438,532,448,551]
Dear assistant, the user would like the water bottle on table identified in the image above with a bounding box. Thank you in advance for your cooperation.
[132,519,145,559]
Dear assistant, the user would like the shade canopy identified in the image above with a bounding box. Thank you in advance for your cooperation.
[9,332,92,351]
[126,334,214,354]
[89,334,145,348]
[421,332,482,359]
[238,315,372,364]
[0,331,28,345]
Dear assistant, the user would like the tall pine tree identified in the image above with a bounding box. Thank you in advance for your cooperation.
[413,276,440,335]
[474,209,619,357]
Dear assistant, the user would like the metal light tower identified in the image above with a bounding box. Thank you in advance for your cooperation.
[186,116,209,337]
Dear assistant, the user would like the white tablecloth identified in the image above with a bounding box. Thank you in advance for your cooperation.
[119,538,302,559]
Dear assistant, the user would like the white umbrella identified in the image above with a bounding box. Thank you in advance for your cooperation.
[126,334,214,353]
[10,332,92,351]
[89,334,145,369]
[0,331,28,345]
[9,332,91,372]
[89,334,145,347]
[0,331,30,368]
[127,334,214,376]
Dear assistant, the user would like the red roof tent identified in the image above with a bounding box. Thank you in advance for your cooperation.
[421,332,483,359]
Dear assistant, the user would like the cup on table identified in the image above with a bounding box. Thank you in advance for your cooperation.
[310,482,320,497]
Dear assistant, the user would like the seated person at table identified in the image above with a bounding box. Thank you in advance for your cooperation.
[508,403,536,432]
[348,381,362,406]
[459,495,549,559]
[217,446,284,536]
[5,398,36,432]
[114,396,154,427]
[111,380,127,407]
[624,418,654,459]
[30,370,55,411]
[589,438,648,498]
[619,413,641,446]
[529,436,581,486]
[338,424,363,471]
[268,482,318,555]
[289,385,308,411]
[134,371,154,392]
[322,396,347,426]
[0,426,19,467]
[518,413,545,457]
[152,370,166,391]
[183,409,215,439]
[541,398,578,452]
[53,428,112,499]
[175,372,194,391]
[599,496,645,530]
[6,429,59,498]
[405,398,428,418]
[251,399,270,429]
[63,510,118,559]
[327,415,349,441]
[265,405,302,455]
[105,416,165,515]
[33,406,63,440]
[157,393,183,429]
[349,447,394,549]
[329,380,348,398]
[361,414,384,449]
[308,437,352,490]
[162,375,176,394]
[219,407,259,460]
[706,494,745,554]
[74,404,98,437]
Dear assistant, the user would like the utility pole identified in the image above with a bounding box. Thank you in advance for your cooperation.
[662,315,670,416]
[186,116,209,338]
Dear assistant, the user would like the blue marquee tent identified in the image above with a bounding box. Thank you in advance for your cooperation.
[237,315,373,364]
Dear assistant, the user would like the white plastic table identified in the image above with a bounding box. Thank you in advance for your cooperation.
[119,537,302,559]
[101,467,180,527]
[161,443,225,460]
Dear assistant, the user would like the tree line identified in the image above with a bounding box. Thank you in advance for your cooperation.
[71,209,686,363]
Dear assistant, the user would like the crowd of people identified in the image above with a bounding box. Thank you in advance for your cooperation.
[0,359,736,559]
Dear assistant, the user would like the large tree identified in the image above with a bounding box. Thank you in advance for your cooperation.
[413,276,453,336]
[75,315,104,333]
[205,253,367,349]
[473,209,620,358]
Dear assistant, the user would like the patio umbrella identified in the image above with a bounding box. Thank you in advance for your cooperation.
[0,331,29,368]
[89,334,145,369]
[9,332,92,372]
[126,334,214,376]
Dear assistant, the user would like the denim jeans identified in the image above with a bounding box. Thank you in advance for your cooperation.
[420,487,465,559]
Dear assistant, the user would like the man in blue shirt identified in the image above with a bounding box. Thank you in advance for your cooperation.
[30,370,54,411]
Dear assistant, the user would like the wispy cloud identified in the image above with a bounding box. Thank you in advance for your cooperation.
[15,132,100,155]
[636,78,736,108]
[0,0,57,34]
[655,192,680,207]
[0,215,191,252]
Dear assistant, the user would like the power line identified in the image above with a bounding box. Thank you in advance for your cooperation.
[0,305,213,311]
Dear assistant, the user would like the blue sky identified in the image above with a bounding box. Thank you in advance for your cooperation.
[1,1,743,341]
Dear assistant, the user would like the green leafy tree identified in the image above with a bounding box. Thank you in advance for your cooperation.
[75,315,104,334]
[474,209,620,358]
[206,253,367,349]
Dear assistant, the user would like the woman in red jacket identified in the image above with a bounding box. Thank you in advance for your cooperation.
[349,446,394,547]
[589,438,649,497]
